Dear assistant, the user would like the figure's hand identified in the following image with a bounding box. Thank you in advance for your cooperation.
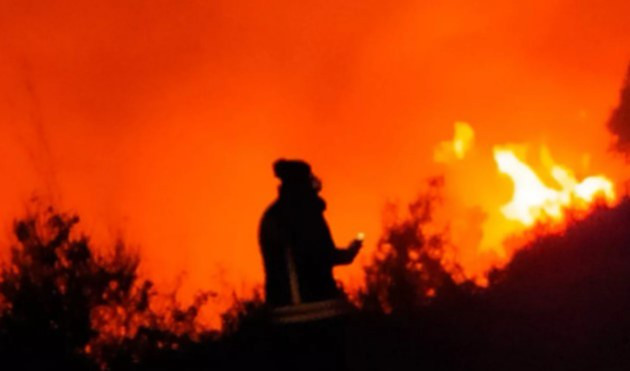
[334,234,365,265]
[348,238,363,251]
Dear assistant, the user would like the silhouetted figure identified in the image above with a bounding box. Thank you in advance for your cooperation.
[258,159,362,370]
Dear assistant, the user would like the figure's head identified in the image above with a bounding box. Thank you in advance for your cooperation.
[273,159,322,193]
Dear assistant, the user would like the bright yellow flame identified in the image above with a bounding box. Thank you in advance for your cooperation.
[430,122,621,284]
[453,122,475,159]
[494,146,616,226]
[434,122,475,162]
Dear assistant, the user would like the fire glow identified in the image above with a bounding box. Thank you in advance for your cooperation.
[495,147,615,227]
[1,0,628,329]
[434,121,476,163]
[434,123,619,281]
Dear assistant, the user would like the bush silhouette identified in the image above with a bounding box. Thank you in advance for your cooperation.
[353,182,630,370]
[0,208,215,370]
[1,196,629,371]
[359,177,476,315]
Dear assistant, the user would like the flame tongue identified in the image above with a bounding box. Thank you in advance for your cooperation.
[434,122,475,163]
[494,146,616,227]
[431,122,619,283]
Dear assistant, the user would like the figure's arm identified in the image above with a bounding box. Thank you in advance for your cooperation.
[319,213,363,265]
[333,239,362,266]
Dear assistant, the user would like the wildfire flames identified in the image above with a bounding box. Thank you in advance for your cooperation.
[434,121,476,163]
[434,123,619,281]
[494,146,615,227]
[1,0,628,334]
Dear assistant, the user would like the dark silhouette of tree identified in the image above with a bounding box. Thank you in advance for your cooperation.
[0,209,121,369]
[220,291,265,336]
[608,63,630,158]
[0,208,215,370]
[1,196,629,371]
[359,177,476,315]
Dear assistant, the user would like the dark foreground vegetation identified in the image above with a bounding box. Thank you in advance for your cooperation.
[1,195,629,370]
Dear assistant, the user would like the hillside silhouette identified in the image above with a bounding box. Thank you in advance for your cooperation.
[0,196,629,370]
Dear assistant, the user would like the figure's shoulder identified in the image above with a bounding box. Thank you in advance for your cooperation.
[262,201,280,219]
[260,202,281,228]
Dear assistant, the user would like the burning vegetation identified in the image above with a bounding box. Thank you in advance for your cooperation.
[0,65,629,368]
[429,119,621,285]
[1,0,629,367]
[0,64,628,369]
[1,192,629,370]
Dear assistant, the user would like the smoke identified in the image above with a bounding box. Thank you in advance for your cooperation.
[608,63,630,157]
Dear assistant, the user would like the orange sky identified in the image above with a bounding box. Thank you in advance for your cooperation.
[1,0,629,322]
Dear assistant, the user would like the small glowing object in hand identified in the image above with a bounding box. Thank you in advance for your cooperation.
[356,232,365,241]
